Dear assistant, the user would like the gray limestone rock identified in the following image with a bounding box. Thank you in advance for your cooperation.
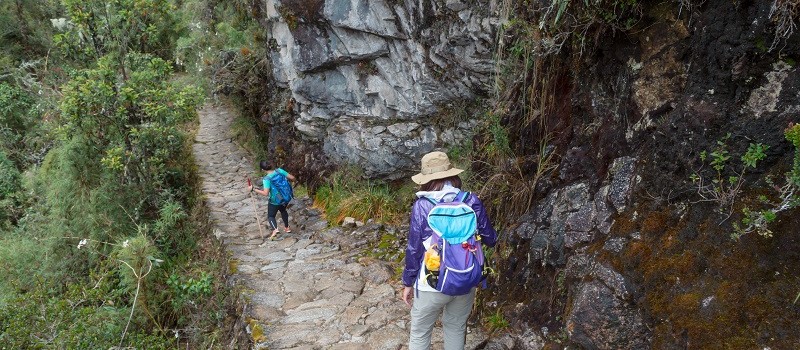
[603,237,629,253]
[360,262,394,284]
[566,251,633,301]
[364,325,408,350]
[608,156,637,213]
[264,0,501,177]
[566,280,650,350]
[283,307,339,324]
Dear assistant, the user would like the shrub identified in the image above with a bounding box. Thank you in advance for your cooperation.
[0,82,35,166]
[0,150,22,228]
[56,0,180,63]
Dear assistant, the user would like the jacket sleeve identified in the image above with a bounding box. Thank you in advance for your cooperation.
[469,194,498,247]
[402,199,430,287]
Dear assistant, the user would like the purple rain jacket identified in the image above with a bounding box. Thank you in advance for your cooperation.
[402,192,498,287]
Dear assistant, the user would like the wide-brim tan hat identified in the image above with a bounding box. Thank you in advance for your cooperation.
[411,151,464,185]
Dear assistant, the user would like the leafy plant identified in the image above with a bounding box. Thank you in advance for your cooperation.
[690,133,768,219]
[55,0,180,63]
[485,112,512,159]
[0,151,22,228]
[732,123,800,239]
[0,82,37,167]
[166,271,213,311]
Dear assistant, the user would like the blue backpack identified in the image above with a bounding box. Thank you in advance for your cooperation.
[421,191,486,296]
[266,170,293,205]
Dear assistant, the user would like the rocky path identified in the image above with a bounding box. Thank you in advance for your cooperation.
[192,103,487,349]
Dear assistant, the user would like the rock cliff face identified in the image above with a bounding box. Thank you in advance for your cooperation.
[250,0,800,348]
[263,0,500,178]
[489,1,800,349]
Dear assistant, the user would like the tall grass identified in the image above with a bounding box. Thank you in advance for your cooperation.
[314,167,416,226]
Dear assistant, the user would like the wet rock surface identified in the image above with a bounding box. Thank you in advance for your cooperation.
[193,103,487,349]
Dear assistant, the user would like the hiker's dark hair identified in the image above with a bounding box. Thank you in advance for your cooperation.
[259,160,274,170]
[420,176,462,192]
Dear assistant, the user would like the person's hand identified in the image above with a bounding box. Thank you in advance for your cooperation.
[248,185,253,192]
[402,286,413,307]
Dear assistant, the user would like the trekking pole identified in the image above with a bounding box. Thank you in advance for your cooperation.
[247,177,266,242]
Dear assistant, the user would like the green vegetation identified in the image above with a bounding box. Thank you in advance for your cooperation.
[687,126,800,240]
[733,123,800,239]
[314,167,417,225]
[0,0,230,347]
[689,133,768,219]
[176,0,270,106]
[485,308,510,332]
[230,108,271,163]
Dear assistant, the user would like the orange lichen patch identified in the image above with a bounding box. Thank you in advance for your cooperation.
[643,251,701,287]
[664,293,702,332]
[610,213,638,235]
[229,259,239,274]
[591,238,625,272]
[621,240,652,264]
[614,195,800,348]
[639,210,673,236]
[659,230,679,250]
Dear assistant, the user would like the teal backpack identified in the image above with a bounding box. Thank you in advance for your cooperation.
[266,171,293,205]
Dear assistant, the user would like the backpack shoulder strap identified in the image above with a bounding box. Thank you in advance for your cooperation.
[454,191,470,203]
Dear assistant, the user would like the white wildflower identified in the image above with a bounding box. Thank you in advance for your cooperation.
[77,239,88,249]
[122,239,129,248]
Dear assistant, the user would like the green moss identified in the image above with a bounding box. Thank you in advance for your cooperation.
[229,259,239,274]
[755,36,767,52]
[247,318,267,343]
[614,199,800,348]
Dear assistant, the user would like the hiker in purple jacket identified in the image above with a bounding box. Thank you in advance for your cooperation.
[401,151,498,350]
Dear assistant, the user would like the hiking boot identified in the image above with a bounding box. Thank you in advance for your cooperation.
[284,227,292,233]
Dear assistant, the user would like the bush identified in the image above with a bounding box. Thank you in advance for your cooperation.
[0,82,35,166]
[0,150,22,228]
[56,0,180,63]
[0,1,229,348]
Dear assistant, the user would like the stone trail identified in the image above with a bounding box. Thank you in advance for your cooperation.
[192,103,487,349]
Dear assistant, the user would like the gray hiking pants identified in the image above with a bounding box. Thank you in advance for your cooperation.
[409,288,476,350]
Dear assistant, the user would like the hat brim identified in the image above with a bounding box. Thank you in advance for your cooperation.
[411,167,464,185]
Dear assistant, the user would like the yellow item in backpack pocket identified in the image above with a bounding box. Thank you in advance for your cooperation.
[424,248,440,271]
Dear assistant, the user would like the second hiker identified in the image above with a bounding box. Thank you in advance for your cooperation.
[248,160,296,239]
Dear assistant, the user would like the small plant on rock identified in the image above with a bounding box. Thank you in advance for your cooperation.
[732,123,800,239]
[485,308,510,332]
[689,133,768,220]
